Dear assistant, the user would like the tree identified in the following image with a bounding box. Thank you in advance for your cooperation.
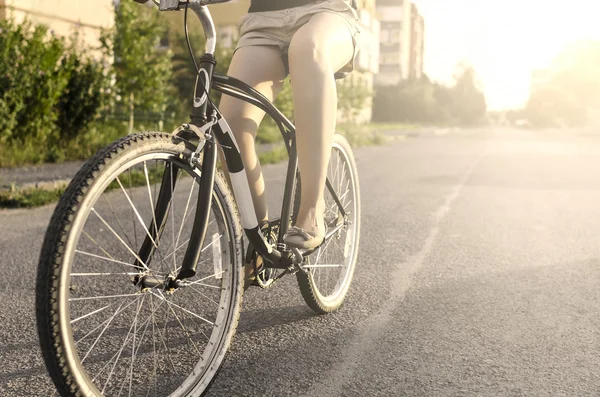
[103,1,173,133]
[450,64,487,125]
[524,41,600,127]
[337,75,372,124]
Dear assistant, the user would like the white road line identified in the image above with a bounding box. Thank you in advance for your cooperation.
[303,150,485,397]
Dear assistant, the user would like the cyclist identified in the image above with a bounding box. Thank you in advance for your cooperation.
[218,0,361,252]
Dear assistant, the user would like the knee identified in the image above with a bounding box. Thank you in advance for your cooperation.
[288,33,331,74]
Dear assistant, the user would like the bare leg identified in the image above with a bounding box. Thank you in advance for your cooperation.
[288,13,354,238]
[218,45,286,224]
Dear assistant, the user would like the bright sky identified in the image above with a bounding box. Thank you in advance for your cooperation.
[415,0,600,110]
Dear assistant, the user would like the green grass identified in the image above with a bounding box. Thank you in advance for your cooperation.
[0,163,181,209]
[258,145,288,165]
[337,123,388,147]
[0,121,128,168]
[369,122,422,132]
[105,165,171,192]
[0,187,66,208]
[0,121,387,209]
[256,123,283,144]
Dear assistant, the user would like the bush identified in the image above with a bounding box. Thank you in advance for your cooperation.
[103,1,173,132]
[372,65,487,126]
[337,75,372,124]
[56,50,107,141]
[0,18,109,166]
[0,20,67,146]
[524,41,600,127]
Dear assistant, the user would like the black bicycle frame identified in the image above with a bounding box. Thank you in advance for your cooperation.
[136,8,347,280]
[181,66,299,278]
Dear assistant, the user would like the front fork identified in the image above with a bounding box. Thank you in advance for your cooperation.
[178,138,217,279]
[136,52,219,280]
[134,162,179,271]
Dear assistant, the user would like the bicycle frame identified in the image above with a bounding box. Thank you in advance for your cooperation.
[137,0,347,280]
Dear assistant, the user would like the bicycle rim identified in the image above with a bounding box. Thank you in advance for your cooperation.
[38,134,242,397]
[296,134,361,312]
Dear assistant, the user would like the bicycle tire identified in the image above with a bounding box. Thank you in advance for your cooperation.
[36,132,244,397]
[294,134,361,313]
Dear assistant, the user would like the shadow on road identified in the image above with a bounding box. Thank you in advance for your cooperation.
[236,304,319,335]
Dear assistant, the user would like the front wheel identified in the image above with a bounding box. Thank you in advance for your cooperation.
[294,134,361,313]
[36,132,244,396]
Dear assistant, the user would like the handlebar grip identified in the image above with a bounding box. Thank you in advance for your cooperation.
[158,0,181,11]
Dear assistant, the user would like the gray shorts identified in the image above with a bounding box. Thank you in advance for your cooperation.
[235,0,362,77]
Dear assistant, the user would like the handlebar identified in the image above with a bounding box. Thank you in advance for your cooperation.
[135,0,225,56]
[135,0,232,11]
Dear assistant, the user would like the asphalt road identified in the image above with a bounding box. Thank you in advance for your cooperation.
[1,127,600,396]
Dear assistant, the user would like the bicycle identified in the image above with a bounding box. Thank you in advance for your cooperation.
[36,0,361,395]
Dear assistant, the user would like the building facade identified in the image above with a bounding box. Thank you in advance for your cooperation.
[409,2,424,80]
[375,0,424,86]
[1,0,115,49]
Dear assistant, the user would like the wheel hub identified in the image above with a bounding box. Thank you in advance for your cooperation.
[134,274,178,291]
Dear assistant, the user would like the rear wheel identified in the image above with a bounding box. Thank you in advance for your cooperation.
[294,134,361,313]
[36,132,244,396]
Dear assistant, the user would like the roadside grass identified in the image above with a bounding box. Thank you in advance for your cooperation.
[368,122,422,132]
[337,123,388,146]
[256,123,282,144]
[1,122,388,209]
[1,164,170,209]
[0,186,66,209]
[258,145,288,165]
[0,121,128,168]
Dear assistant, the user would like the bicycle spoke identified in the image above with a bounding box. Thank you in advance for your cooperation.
[91,208,151,271]
[159,291,204,357]
[303,264,343,268]
[162,216,212,263]
[143,161,159,238]
[175,180,196,252]
[187,282,221,290]
[116,176,161,250]
[151,290,214,325]
[71,272,140,277]
[156,298,178,372]
[70,293,141,302]
[81,231,135,276]
[170,167,177,273]
[91,299,164,383]
[81,297,138,363]
[187,285,220,305]
[115,175,174,275]
[162,238,190,262]
[74,250,156,273]
[75,297,141,347]
[101,194,137,252]
[101,295,145,394]
[184,271,224,287]
[129,169,138,251]
[117,298,154,397]
[148,294,158,397]
[71,304,112,324]
[173,293,212,342]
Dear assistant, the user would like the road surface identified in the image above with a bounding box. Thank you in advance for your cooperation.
[1,127,599,396]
